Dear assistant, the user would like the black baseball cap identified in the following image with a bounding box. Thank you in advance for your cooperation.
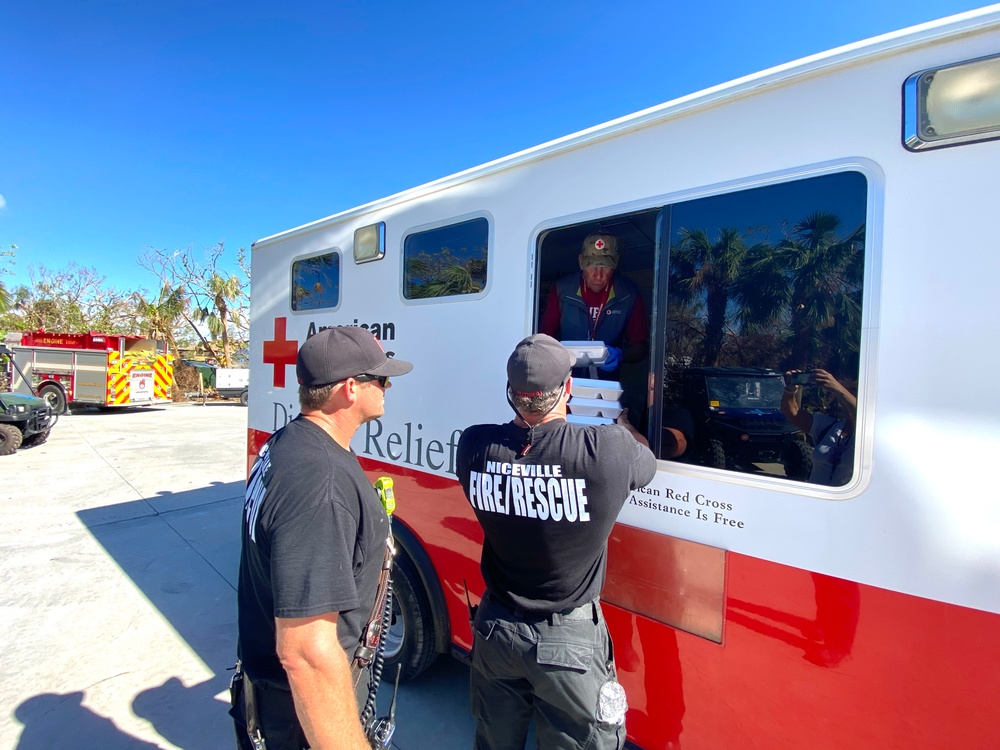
[507,334,575,396]
[296,327,413,386]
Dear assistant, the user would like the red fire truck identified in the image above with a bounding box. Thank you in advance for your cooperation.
[5,330,174,413]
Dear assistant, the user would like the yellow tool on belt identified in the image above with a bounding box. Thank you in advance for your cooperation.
[374,476,395,516]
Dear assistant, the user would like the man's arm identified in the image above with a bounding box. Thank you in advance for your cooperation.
[661,406,695,459]
[616,409,649,447]
[276,613,370,750]
[781,376,813,433]
[622,288,649,363]
[537,284,562,338]
[813,369,858,427]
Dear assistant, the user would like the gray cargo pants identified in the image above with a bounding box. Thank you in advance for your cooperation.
[470,593,626,750]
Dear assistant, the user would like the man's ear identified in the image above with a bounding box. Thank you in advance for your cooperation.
[578,255,587,271]
[326,379,357,409]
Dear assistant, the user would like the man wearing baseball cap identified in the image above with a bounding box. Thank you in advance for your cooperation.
[456,334,655,750]
[538,233,649,381]
[233,326,412,750]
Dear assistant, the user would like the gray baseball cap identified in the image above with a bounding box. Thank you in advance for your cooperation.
[296,326,413,386]
[506,334,575,396]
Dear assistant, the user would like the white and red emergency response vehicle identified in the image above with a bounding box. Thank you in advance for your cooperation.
[247,9,1000,748]
[7,330,174,413]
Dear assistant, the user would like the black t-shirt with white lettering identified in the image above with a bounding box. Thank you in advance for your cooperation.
[456,419,656,613]
[237,416,388,687]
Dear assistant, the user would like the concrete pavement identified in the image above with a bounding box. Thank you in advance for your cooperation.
[1,403,474,749]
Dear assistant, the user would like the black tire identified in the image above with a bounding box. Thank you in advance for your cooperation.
[384,553,438,681]
[783,439,814,481]
[239,389,249,407]
[22,429,51,447]
[705,439,727,470]
[39,384,67,415]
[0,423,24,455]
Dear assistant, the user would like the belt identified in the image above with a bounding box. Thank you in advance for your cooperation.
[483,592,601,624]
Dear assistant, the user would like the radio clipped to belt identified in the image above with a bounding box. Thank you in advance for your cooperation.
[354,476,401,749]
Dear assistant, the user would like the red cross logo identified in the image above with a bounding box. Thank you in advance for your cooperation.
[263,317,299,388]
[595,239,605,250]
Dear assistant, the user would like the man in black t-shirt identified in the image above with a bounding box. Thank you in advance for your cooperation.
[457,334,656,750]
[233,326,412,750]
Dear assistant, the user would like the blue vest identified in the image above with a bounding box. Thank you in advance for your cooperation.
[553,273,638,347]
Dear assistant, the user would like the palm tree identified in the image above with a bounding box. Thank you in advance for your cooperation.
[669,227,751,366]
[133,284,187,362]
[772,212,865,369]
[193,274,243,367]
[0,280,10,316]
[405,248,486,299]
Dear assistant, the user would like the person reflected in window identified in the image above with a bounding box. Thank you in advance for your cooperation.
[781,369,857,486]
[660,405,695,461]
[538,233,649,381]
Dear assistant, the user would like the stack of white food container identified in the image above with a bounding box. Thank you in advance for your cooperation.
[559,341,624,426]
[566,378,625,425]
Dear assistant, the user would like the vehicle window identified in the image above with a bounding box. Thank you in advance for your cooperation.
[533,209,659,433]
[403,217,489,300]
[658,171,868,487]
[291,252,340,311]
[705,374,785,408]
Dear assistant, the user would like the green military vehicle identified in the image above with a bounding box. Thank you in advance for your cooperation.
[0,343,56,455]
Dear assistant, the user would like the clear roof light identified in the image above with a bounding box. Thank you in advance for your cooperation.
[354,222,385,263]
[904,53,1000,151]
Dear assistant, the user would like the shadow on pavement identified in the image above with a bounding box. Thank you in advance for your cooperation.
[14,691,162,750]
[63,482,242,749]
[12,480,477,749]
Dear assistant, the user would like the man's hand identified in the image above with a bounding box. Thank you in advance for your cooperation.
[599,346,622,372]
[812,369,857,423]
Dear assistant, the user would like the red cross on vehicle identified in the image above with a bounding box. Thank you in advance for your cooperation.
[263,317,299,388]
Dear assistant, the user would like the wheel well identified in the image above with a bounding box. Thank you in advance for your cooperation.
[392,519,451,655]
[39,380,66,394]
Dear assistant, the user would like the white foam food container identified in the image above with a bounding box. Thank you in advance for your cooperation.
[567,414,615,426]
[568,397,623,419]
[571,377,624,401]
[561,340,608,366]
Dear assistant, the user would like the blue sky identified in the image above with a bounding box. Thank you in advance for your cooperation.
[1,1,992,293]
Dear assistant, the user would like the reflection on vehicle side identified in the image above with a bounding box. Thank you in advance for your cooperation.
[673,367,811,480]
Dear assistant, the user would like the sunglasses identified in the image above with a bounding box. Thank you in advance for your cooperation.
[353,374,390,388]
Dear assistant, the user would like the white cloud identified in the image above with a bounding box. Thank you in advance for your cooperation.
[0,194,6,210]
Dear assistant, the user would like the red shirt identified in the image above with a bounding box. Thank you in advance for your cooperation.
[539,273,648,347]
